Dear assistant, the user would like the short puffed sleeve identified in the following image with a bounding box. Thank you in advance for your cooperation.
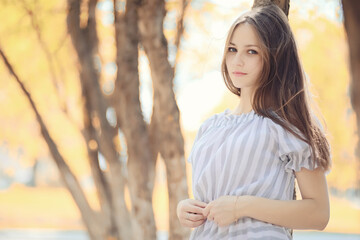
[277,125,318,173]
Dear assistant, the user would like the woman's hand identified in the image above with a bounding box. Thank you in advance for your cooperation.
[203,195,243,227]
[177,199,207,228]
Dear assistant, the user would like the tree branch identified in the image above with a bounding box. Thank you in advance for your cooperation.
[19,0,77,126]
[0,45,104,239]
[173,0,190,71]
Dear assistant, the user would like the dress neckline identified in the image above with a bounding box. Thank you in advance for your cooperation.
[205,109,258,128]
[224,108,255,117]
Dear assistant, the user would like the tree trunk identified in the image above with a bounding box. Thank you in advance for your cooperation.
[252,0,290,16]
[113,0,157,239]
[4,0,191,238]
[137,0,190,239]
[342,0,360,193]
[67,0,131,238]
[6,0,360,238]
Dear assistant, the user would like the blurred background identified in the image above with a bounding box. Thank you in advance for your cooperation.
[0,0,359,239]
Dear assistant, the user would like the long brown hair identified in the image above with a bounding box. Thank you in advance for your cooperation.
[221,4,331,171]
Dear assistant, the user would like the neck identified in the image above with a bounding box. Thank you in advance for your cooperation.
[233,88,254,115]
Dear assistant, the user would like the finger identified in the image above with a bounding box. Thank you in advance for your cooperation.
[190,199,207,208]
[186,205,207,214]
[183,212,205,221]
[187,212,206,222]
[180,201,205,215]
[203,204,211,217]
[201,207,207,217]
[185,219,206,228]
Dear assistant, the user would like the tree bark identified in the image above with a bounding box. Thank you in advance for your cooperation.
[137,0,190,239]
[252,0,290,16]
[4,0,191,238]
[112,0,157,239]
[67,0,131,238]
[342,0,360,193]
[174,0,189,71]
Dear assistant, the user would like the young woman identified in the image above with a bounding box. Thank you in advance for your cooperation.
[177,4,331,240]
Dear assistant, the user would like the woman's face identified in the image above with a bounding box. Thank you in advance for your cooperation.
[225,23,263,94]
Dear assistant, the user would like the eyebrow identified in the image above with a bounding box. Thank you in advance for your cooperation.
[229,42,259,48]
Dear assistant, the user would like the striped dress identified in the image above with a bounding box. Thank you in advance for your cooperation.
[187,109,318,240]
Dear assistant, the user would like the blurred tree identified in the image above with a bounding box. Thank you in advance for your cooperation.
[2,0,357,239]
[252,0,289,16]
[1,0,190,239]
[342,0,360,194]
[0,0,291,239]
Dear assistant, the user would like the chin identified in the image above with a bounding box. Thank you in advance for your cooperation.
[232,84,244,89]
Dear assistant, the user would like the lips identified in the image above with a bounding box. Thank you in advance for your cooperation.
[232,71,247,76]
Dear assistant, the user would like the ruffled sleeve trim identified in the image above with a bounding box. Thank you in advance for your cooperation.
[269,117,318,173]
[279,149,318,173]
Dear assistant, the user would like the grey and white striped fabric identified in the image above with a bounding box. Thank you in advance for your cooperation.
[187,109,318,240]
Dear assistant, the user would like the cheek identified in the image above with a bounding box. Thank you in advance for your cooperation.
[255,63,263,74]
[250,58,263,74]
[225,55,231,67]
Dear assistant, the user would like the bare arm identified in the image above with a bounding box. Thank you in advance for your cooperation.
[238,167,330,230]
[204,167,330,229]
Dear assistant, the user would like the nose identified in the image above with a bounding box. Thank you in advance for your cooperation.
[234,52,244,67]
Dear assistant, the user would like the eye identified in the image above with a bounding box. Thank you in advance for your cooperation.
[228,47,237,52]
[248,49,258,54]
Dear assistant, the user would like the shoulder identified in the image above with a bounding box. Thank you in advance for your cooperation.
[256,112,286,137]
[198,110,227,132]
[260,111,300,136]
[259,112,309,149]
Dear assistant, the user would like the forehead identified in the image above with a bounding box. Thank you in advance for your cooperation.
[229,23,261,46]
